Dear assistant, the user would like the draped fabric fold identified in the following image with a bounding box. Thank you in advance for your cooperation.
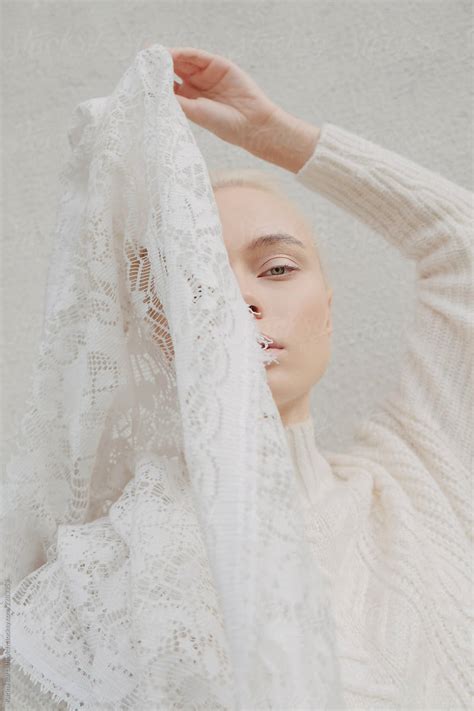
[1,43,344,710]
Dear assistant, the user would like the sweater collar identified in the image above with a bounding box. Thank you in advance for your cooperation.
[283,417,334,505]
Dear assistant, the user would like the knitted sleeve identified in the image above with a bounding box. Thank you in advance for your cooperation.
[294,123,473,529]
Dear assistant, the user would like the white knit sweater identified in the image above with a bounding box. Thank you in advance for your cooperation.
[285,123,472,710]
[3,124,471,711]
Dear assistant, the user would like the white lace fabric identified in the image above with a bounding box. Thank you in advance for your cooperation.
[1,44,344,710]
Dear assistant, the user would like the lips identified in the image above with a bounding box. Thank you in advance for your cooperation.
[259,332,284,349]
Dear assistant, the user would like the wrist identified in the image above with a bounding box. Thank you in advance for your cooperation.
[248,106,321,174]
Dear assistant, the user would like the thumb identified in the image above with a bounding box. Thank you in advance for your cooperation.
[174,94,207,128]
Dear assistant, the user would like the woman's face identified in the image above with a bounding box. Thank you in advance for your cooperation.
[213,185,333,426]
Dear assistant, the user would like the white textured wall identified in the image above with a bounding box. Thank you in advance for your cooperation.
[2,0,472,459]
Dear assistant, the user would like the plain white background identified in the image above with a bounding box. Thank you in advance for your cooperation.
[2,0,472,460]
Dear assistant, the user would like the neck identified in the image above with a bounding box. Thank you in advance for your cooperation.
[283,415,333,505]
[278,391,312,427]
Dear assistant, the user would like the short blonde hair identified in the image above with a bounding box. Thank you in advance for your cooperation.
[208,166,329,288]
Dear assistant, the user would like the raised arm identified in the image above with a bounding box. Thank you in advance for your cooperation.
[290,121,472,469]
[234,101,474,472]
[270,118,472,541]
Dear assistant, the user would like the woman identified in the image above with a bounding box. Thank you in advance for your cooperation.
[168,46,472,708]
[1,44,471,710]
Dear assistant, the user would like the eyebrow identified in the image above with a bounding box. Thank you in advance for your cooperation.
[245,232,306,252]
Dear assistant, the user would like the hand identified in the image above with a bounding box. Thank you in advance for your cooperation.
[141,42,321,173]
[165,46,281,154]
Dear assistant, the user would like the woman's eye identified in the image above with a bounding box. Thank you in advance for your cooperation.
[260,264,298,278]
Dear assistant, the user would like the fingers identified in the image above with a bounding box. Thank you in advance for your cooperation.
[167,47,212,86]
[167,46,217,68]
[141,44,228,94]
[140,43,220,70]
[173,79,201,100]
[172,61,203,79]
[141,44,227,82]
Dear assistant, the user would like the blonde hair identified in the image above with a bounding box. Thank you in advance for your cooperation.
[208,166,329,289]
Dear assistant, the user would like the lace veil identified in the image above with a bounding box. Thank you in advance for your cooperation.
[1,43,344,710]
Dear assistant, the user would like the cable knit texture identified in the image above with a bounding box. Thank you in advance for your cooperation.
[284,122,473,710]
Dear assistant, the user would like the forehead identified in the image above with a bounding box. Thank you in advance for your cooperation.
[213,185,314,254]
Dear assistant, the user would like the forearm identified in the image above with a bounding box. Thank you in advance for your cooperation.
[293,122,472,254]
[247,106,321,174]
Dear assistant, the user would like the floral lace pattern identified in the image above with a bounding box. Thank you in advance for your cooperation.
[1,44,344,709]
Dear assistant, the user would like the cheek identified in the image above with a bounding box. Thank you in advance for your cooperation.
[290,283,329,353]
